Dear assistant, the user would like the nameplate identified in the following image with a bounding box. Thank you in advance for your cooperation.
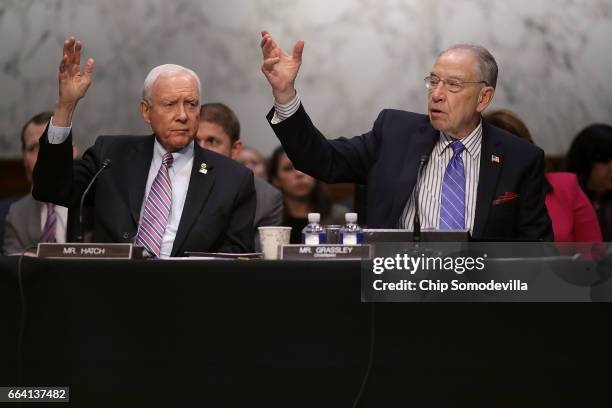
[37,243,141,260]
[281,244,371,260]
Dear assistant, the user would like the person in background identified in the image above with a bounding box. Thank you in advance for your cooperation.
[269,146,346,243]
[566,124,612,241]
[197,103,283,250]
[484,109,602,242]
[3,112,79,254]
[236,145,269,180]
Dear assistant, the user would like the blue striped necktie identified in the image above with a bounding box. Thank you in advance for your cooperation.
[41,203,57,242]
[136,153,173,257]
[439,140,466,230]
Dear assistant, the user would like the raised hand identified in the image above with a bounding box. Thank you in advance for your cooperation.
[54,37,94,126]
[260,30,304,104]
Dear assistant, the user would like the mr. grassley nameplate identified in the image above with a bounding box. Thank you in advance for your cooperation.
[281,244,371,260]
[37,243,142,260]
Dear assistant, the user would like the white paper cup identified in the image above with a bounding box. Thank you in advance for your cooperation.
[258,226,292,260]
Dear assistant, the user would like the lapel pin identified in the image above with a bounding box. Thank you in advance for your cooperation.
[491,154,500,164]
[199,162,208,174]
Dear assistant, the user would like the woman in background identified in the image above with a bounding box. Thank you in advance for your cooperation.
[236,145,268,180]
[485,109,602,242]
[269,146,346,243]
[566,124,612,241]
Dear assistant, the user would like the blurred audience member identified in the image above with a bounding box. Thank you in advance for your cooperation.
[236,145,269,180]
[198,103,283,249]
[485,109,602,242]
[269,146,346,243]
[566,124,612,241]
[3,112,79,254]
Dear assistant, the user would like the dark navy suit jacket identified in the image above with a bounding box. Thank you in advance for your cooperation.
[32,128,256,255]
[268,105,552,241]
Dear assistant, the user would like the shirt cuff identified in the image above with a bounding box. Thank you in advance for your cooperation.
[47,116,72,144]
[271,93,301,124]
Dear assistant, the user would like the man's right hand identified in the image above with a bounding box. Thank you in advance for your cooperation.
[54,37,94,127]
[260,30,304,105]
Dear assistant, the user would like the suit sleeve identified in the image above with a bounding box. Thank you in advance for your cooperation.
[267,104,384,184]
[259,187,284,227]
[32,125,102,208]
[2,205,27,255]
[518,149,554,241]
[218,171,256,253]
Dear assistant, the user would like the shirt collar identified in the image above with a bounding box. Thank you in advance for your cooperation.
[153,138,194,169]
[435,119,483,159]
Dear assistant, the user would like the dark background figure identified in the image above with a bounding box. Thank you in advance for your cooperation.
[566,124,612,241]
[3,111,80,254]
[269,146,346,243]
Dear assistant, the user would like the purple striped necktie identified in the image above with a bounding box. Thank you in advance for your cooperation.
[41,203,57,243]
[136,153,173,257]
[439,140,466,230]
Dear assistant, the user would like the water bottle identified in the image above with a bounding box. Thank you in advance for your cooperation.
[340,212,364,245]
[302,213,327,245]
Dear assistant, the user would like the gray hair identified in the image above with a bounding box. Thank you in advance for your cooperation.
[440,43,498,88]
[142,64,202,102]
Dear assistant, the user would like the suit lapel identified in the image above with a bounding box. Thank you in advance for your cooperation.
[127,136,155,224]
[389,122,438,227]
[473,123,504,237]
[171,144,216,256]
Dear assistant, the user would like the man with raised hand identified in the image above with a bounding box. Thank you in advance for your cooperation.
[33,38,256,257]
[260,30,552,240]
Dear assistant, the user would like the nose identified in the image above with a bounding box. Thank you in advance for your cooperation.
[175,104,188,122]
[430,83,446,103]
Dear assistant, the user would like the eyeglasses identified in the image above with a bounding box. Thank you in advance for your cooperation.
[424,74,488,93]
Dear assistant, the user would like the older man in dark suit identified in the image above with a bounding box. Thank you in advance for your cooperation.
[260,31,552,240]
[33,38,255,257]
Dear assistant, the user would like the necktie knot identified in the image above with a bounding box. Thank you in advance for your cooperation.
[163,153,174,168]
[450,140,465,156]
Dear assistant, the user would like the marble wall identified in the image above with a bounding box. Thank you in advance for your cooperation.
[1,0,611,159]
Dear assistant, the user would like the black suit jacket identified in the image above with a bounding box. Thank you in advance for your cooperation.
[32,129,256,255]
[268,105,553,241]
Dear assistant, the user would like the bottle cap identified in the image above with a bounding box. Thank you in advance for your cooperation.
[345,212,358,223]
[308,212,321,223]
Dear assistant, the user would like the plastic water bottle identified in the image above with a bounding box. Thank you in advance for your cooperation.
[302,213,327,245]
[340,212,364,245]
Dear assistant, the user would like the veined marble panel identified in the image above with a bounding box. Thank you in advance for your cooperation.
[1,0,610,159]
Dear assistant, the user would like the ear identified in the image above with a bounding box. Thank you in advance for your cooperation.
[272,176,281,189]
[230,140,243,160]
[140,99,151,124]
[476,86,495,113]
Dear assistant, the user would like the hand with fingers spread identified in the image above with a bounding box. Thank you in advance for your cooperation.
[54,37,94,126]
[260,30,304,105]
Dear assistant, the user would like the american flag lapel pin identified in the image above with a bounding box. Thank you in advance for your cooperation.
[199,162,208,174]
[491,154,500,164]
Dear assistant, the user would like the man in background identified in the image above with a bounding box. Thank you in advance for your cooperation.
[197,103,283,249]
[3,112,79,254]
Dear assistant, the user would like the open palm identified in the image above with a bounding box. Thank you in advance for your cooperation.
[260,30,304,103]
[58,38,94,105]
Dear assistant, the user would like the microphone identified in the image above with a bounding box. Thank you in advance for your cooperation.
[78,158,111,243]
[413,155,429,243]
